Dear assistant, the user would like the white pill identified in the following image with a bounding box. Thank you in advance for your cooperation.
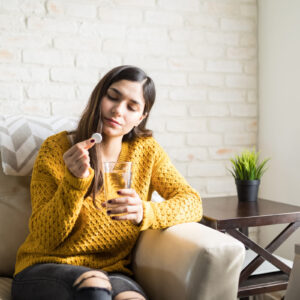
[91,133,102,144]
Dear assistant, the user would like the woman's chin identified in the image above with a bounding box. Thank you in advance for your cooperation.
[102,126,133,138]
[102,129,124,139]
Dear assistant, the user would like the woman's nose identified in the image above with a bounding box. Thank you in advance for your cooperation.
[112,102,125,116]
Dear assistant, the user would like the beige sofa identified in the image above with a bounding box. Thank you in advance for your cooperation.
[0,115,245,300]
[285,244,300,300]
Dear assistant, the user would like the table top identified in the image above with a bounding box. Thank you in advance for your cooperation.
[201,196,300,229]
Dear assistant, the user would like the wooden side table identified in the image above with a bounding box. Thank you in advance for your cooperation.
[201,196,300,298]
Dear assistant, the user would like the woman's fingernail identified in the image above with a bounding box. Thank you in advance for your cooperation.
[117,191,121,195]
[90,139,95,143]
[108,200,112,204]
[111,216,116,220]
[107,210,111,215]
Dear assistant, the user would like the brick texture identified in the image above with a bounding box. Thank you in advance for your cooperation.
[0,0,258,197]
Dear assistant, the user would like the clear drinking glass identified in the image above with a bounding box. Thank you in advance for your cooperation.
[103,161,132,201]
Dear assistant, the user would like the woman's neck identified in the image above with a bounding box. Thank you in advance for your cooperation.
[100,136,123,162]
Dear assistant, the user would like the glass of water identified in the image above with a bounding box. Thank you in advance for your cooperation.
[103,161,132,202]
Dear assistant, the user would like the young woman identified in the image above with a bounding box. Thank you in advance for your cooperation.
[12,65,202,300]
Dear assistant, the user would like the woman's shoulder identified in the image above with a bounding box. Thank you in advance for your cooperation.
[129,136,166,157]
[40,131,70,153]
[130,136,161,150]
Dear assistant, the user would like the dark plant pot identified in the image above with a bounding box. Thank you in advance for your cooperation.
[235,179,260,202]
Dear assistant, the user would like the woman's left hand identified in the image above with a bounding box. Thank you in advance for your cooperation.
[101,189,143,225]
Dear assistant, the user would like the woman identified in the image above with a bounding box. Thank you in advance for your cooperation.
[12,65,202,300]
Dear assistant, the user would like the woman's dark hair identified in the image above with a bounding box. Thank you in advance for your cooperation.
[70,65,156,208]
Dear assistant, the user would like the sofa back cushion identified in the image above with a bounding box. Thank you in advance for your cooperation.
[0,115,78,276]
[0,159,31,276]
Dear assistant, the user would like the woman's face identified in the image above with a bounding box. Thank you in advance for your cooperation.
[100,80,147,139]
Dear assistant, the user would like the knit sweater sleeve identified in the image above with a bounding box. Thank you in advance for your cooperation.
[29,135,94,250]
[139,141,202,231]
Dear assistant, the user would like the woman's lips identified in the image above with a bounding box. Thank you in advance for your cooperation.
[104,118,121,127]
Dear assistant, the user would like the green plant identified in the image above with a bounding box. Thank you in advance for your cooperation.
[228,149,270,180]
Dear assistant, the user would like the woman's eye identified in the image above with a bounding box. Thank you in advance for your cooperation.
[128,106,136,111]
[107,94,118,101]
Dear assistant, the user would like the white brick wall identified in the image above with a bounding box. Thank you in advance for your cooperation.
[0,0,258,197]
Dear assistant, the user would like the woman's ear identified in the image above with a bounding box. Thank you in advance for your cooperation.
[136,112,148,126]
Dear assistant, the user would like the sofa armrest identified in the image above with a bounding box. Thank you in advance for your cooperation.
[285,244,300,300]
[132,222,245,300]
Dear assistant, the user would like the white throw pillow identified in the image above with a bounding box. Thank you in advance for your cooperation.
[0,115,78,176]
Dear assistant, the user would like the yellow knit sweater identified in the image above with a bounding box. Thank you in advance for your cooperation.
[14,131,202,276]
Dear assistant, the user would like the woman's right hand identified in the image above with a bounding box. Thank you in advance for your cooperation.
[63,138,96,178]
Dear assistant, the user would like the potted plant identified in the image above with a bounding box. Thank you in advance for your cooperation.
[228,149,270,202]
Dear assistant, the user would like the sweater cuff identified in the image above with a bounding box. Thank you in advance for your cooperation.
[64,166,94,191]
[139,201,155,231]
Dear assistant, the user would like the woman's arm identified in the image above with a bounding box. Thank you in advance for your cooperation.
[29,136,94,250]
[139,147,202,231]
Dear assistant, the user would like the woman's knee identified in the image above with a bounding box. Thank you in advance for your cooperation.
[73,270,112,291]
[113,290,146,300]
[73,271,112,300]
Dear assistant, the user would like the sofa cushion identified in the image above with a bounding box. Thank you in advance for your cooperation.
[0,115,78,176]
[0,115,78,277]
[0,155,31,276]
[0,277,12,300]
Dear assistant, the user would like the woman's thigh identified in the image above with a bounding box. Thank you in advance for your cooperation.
[12,263,92,300]
[12,264,147,300]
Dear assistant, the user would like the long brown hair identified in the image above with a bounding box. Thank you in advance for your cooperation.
[71,65,156,208]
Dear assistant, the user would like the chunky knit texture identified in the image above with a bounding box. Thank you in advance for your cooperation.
[14,131,202,276]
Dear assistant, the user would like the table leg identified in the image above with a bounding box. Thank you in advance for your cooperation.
[239,227,249,249]
[231,221,300,282]
[227,223,300,289]
[239,227,249,236]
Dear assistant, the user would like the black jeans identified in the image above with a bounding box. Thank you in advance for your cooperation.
[12,263,147,300]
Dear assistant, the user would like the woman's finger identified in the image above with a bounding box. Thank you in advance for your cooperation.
[72,151,90,165]
[67,154,89,171]
[117,189,137,197]
[64,148,90,170]
[68,147,90,161]
[77,138,96,150]
[63,138,94,178]
[107,205,137,215]
[106,197,137,207]
[111,213,142,224]
[104,189,143,225]
[64,138,95,159]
